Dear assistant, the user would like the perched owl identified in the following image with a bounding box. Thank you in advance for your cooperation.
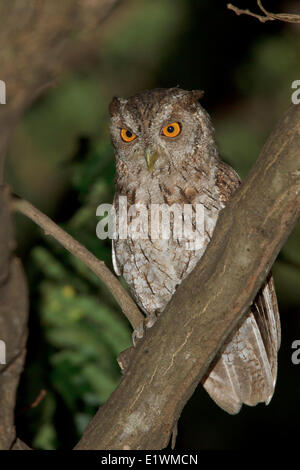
[109,87,280,414]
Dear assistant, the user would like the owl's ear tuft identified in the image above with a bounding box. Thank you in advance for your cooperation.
[109,96,122,116]
[109,96,128,116]
[178,89,204,109]
[188,89,205,104]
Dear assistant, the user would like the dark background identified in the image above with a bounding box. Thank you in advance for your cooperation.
[5,0,300,449]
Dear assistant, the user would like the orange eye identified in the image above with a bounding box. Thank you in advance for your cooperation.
[162,122,181,138]
[121,128,136,142]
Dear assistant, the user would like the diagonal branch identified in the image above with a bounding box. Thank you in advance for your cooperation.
[12,196,143,330]
[75,103,300,450]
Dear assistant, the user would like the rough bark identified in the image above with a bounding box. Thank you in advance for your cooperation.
[0,189,28,450]
[11,438,32,451]
[75,104,300,450]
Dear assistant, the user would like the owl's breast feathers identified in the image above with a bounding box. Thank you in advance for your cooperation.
[112,160,224,314]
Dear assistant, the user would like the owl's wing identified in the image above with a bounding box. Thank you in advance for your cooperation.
[201,161,281,414]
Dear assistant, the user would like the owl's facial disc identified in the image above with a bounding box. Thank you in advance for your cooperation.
[109,88,211,175]
[145,147,158,172]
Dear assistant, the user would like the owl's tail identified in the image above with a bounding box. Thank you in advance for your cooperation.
[202,276,281,414]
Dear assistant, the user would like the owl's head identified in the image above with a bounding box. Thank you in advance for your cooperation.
[109,88,218,177]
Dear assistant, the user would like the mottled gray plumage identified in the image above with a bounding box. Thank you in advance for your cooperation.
[109,87,280,414]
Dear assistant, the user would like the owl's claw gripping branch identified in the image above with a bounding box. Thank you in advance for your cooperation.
[132,321,145,348]
[131,311,158,347]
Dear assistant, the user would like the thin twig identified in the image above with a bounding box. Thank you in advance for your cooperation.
[227,3,271,22]
[12,196,144,330]
[16,389,47,417]
[227,1,300,23]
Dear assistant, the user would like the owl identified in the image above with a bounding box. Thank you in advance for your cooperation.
[109,87,280,414]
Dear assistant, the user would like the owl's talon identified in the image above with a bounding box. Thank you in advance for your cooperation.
[132,321,146,347]
[145,311,158,329]
[132,312,158,347]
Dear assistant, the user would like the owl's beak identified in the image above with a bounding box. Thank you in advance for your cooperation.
[145,148,158,172]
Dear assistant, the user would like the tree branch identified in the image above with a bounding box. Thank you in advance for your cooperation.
[11,439,31,450]
[227,1,300,23]
[0,188,28,450]
[75,104,300,450]
[12,196,143,330]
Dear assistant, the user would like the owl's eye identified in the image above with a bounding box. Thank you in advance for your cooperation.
[162,122,181,138]
[121,128,136,142]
